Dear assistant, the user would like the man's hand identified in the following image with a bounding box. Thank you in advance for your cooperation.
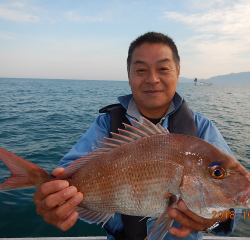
[168,200,229,238]
[33,168,83,231]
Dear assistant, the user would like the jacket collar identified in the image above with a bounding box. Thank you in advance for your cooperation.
[118,92,183,123]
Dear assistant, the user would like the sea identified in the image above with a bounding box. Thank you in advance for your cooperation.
[0,78,250,238]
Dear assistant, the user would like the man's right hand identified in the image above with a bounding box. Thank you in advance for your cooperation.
[33,168,83,231]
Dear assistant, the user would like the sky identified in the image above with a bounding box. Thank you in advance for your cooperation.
[0,0,250,80]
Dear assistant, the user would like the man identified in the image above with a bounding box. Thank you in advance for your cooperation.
[33,32,241,239]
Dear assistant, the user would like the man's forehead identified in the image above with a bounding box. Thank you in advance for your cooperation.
[132,58,171,65]
[131,43,173,59]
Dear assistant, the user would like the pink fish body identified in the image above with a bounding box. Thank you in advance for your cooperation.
[1,118,250,240]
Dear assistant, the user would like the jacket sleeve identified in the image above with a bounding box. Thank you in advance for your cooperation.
[192,110,242,236]
[59,113,111,169]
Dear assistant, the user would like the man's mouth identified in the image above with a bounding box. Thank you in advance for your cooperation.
[144,90,162,93]
[144,90,162,96]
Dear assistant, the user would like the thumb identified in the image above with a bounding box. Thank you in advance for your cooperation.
[52,167,65,177]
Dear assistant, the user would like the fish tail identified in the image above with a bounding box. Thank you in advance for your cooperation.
[0,148,54,191]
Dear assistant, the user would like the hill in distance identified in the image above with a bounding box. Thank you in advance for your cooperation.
[179,71,250,84]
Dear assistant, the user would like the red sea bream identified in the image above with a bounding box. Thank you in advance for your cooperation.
[1,118,250,240]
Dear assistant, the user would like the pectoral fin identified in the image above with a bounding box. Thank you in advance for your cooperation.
[146,216,174,240]
[145,195,179,240]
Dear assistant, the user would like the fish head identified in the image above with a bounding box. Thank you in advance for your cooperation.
[180,141,250,217]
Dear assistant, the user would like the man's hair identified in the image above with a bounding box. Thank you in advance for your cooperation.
[127,32,180,72]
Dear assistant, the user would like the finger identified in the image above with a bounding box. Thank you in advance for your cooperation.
[42,207,74,224]
[177,200,205,223]
[38,186,77,213]
[42,205,75,225]
[177,200,216,228]
[53,192,83,219]
[34,180,69,202]
[52,167,65,177]
[59,209,76,221]
[168,207,212,232]
[168,201,217,232]
[168,208,199,230]
[57,211,79,231]
[168,225,192,238]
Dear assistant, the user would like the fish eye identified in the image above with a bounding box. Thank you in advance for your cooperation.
[210,166,226,179]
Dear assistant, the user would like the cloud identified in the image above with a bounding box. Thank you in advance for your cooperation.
[0,32,17,40]
[162,0,250,58]
[184,0,235,10]
[10,2,26,8]
[65,10,107,23]
[162,1,250,38]
[160,0,250,78]
[0,3,40,22]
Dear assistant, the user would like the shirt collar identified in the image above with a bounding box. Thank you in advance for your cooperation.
[126,97,175,124]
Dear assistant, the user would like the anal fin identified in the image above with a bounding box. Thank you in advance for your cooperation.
[75,206,114,226]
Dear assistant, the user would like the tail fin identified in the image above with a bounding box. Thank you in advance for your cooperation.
[0,148,54,191]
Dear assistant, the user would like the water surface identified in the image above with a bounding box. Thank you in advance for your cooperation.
[0,78,249,237]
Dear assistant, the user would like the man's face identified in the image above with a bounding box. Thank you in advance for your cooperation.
[128,42,180,118]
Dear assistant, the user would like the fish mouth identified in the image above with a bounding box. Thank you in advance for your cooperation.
[237,191,250,206]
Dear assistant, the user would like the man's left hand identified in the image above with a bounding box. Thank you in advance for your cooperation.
[168,200,228,238]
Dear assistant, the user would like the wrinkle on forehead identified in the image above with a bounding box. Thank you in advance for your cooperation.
[132,58,171,65]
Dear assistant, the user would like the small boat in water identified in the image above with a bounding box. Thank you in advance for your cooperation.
[194,78,212,86]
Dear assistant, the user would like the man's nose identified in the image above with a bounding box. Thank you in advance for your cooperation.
[145,70,160,84]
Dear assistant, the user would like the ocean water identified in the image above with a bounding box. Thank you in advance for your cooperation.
[0,78,250,238]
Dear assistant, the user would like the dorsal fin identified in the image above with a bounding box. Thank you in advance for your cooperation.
[95,117,168,154]
[141,117,165,134]
[104,137,127,146]
[123,123,149,137]
[156,123,170,134]
[97,141,119,148]
[130,119,156,135]
[118,128,141,140]
[111,132,134,142]
[130,118,166,134]
[87,151,107,155]
[57,156,92,179]
[92,147,112,151]
[58,118,169,178]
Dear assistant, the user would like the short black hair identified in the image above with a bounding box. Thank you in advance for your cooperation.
[127,32,180,72]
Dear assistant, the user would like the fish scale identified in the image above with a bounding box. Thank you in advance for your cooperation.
[71,134,188,217]
[1,117,250,240]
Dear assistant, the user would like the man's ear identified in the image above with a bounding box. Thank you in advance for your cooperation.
[177,65,180,82]
[127,68,131,86]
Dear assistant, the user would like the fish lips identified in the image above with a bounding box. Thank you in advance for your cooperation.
[236,190,250,206]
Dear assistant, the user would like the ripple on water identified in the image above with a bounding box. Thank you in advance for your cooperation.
[0,80,249,237]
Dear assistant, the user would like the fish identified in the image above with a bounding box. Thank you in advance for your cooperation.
[1,117,250,240]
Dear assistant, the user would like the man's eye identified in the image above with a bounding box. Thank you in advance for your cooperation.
[160,67,168,71]
[136,69,145,74]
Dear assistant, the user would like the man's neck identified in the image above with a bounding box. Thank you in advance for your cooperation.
[127,97,175,122]
[141,114,162,125]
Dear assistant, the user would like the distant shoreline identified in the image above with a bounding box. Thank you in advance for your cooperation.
[179,71,250,84]
[1,71,250,85]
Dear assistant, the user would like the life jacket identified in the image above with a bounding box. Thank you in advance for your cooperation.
[99,92,197,240]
